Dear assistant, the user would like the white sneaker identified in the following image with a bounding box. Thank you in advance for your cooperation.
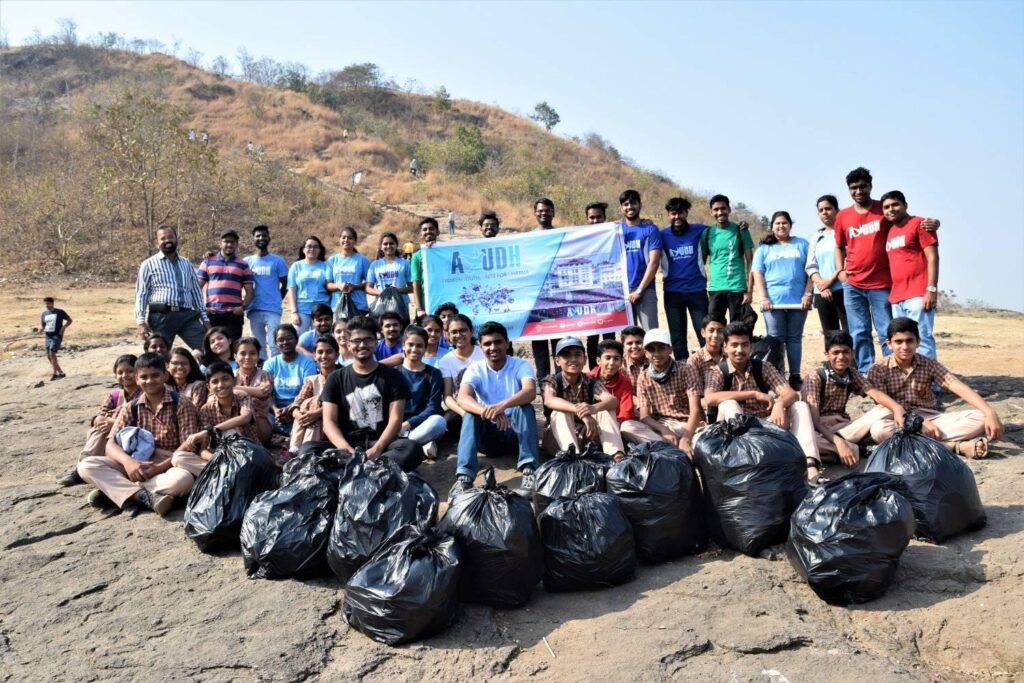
[423,441,438,460]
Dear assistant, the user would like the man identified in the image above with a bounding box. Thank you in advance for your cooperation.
[541,337,625,460]
[704,322,823,482]
[661,197,709,359]
[533,197,555,231]
[618,189,663,330]
[40,296,72,380]
[454,321,540,493]
[321,316,423,471]
[374,312,405,361]
[881,191,940,360]
[621,325,649,390]
[479,210,501,238]
[297,304,335,358]
[834,167,940,373]
[197,229,254,342]
[410,217,440,315]
[585,201,608,224]
[635,329,703,456]
[590,339,662,445]
[867,318,1003,457]
[447,210,456,236]
[703,194,754,323]
[135,225,210,350]
[244,224,289,360]
[531,197,559,378]
[686,314,726,398]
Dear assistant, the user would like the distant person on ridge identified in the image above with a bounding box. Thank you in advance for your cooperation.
[410,158,419,177]
[447,210,456,236]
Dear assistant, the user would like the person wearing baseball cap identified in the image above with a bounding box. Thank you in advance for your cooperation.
[635,328,704,457]
[540,336,626,460]
[197,229,255,342]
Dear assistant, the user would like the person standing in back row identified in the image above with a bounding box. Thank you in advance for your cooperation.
[703,194,754,323]
[197,229,254,343]
[135,226,210,350]
[245,225,289,360]
[618,189,663,330]
[530,197,559,378]
[660,197,709,360]
[410,218,440,317]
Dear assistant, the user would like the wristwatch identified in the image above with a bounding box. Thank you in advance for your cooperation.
[926,286,938,293]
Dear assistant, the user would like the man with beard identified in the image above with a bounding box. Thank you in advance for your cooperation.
[135,226,210,350]
[660,197,709,359]
[619,189,663,329]
[410,217,440,317]
[479,210,501,238]
[244,224,289,360]
[531,197,559,378]
[197,229,254,342]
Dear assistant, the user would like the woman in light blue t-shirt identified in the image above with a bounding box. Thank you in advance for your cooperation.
[286,236,330,334]
[752,211,813,388]
[326,226,371,315]
[366,232,412,307]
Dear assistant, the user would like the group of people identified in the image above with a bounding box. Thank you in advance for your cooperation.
[52,165,1002,516]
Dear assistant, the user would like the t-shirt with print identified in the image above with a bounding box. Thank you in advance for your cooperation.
[244,253,289,315]
[752,237,810,305]
[326,252,371,312]
[705,223,755,292]
[660,225,707,294]
[322,363,411,442]
[263,353,319,409]
[461,355,536,417]
[808,229,843,293]
[287,260,331,314]
[40,308,71,337]
[833,201,891,290]
[621,222,664,290]
[885,216,937,304]
[367,258,412,306]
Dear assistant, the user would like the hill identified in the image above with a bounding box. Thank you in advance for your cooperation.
[0,41,765,280]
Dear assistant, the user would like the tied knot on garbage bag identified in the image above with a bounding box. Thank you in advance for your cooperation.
[532,443,611,511]
[369,285,410,327]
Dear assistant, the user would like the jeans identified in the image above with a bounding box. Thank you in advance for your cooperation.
[405,414,448,444]
[843,284,893,373]
[893,297,937,359]
[147,309,206,350]
[763,308,808,376]
[632,287,660,330]
[247,310,282,359]
[296,311,314,336]
[708,290,745,323]
[664,290,709,359]
[813,288,848,332]
[456,406,539,478]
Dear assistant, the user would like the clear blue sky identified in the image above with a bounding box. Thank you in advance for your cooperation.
[5,0,1023,310]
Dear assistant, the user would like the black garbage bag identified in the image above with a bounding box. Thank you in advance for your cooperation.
[437,468,543,607]
[786,473,916,605]
[539,490,636,592]
[369,285,409,327]
[695,414,809,556]
[239,472,337,579]
[605,442,707,563]
[533,443,610,511]
[183,434,279,552]
[865,413,986,542]
[282,442,352,488]
[343,524,461,646]
[333,292,360,322]
[327,451,439,581]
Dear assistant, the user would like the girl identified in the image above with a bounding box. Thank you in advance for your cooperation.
[168,347,209,408]
[438,313,484,434]
[420,315,449,367]
[753,211,814,389]
[143,333,171,361]
[398,325,446,460]
[199,327,237,373]
[288,335,340,453]
[333,319,354,367]
[262,324,318,434]
[326,226,371,316]
[805,194,848,333]
[366,232,412,307]
[233,336,274,444]
[286,235,330,334]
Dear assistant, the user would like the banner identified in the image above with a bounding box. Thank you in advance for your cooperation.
[423,223,633,341]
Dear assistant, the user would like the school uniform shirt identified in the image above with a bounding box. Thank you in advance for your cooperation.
[621,221,663,290]
[461,356,535,417]
[885,216,937,304]
[322,364,411,443]
[590,367,635,422]
[197,252,254,312]
[803,367,871,420]
[92,386,143,426]
[752,238,810,305]
[263,353,319,409]
[287,260,331,314]
[833,201,891,290]
[705,360,788,418]
[660,225,707,294]
[176,380,209,410]
[635,362,701,421]
[199,391,259,441]
[367,257,412,306]
[107,389,202,452]
[244,253,289,316]
[866,354,957,412]
[374,339,403,361]
[326,252,371,312]
[686,347,724,395]
[235,367,274,416]
[624,356,649,391]
[41,308,72,339]
[399,365,444,428]
[806,229,843,293]
[705,223,755,293]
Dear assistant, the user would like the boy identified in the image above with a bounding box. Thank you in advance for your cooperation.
[297,304,334,358]
[686,314,726,397]
[618,189,663,329]
[704,323,823,482]
[541,337,625,460]
[867,317,1003,457]
[374,311,405,361]
[410,217,440,316]
[590,339,662,445]
[179,361,260,472]
[77,353,202,516]
[635,329,703,456]
[321,316,422,471]
[454,321,540,493]
[661,197,710,359]
[621,325,649,391]
[703,195,754,323]
[804,331,904,466]
[41,296,72,380]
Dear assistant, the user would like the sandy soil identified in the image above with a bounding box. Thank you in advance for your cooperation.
[1,287,1022,682]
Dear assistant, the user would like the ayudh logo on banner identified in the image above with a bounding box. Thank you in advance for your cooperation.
[423,223,634,341]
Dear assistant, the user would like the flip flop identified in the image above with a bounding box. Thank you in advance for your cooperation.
[955,437,989,460]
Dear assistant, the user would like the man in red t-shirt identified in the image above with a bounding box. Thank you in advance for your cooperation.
[882,190,939,359]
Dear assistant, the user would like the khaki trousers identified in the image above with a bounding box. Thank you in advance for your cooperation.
[814,406,890,457]
[869,407,985,444]
[717,399,821,463]
[543,410,625,455]
[170,451,209,478]
[82,428,108,458]
[619,419,663,444]
[78,452,195,508]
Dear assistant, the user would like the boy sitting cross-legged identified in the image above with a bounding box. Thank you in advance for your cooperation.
[635,329,703,457]
[178,360,262,472]
[589,339,663,446]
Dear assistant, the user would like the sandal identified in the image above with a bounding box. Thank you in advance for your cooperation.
[954,437,989,460]
[806,458,829,486]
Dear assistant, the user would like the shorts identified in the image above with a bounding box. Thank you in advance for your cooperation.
[44,335,62,352]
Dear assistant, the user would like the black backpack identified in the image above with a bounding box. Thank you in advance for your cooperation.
[707,358,767,424]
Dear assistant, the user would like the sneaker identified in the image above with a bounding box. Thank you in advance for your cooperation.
[423,441,438,461]
[50,373,59,381]
[58,467,84,487]
[87,489,113,508]
[517,467,536,498]
[135,490,175,517]
[449,475,473,499]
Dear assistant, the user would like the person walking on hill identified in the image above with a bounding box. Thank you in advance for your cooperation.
[135,226,210,350]
[40,296,72,380]
[410,158,419,177]
[197,229,254,343]
[805,195,848,333]
[244,224,289,360]
[618,189,663,330]
[660,197,709,359]
[703,194,754,324]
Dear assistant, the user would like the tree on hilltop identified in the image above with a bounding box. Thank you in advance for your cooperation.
[530,101,561,131]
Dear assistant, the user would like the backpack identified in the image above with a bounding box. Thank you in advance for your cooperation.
[707,358,767,424]
[701,223,747,264]
[129,389,180,438]
[543,372,597,421]
[814,364,853,407]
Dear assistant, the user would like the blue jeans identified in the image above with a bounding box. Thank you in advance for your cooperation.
[456,406,539,478]
[296,311,314,336]
[247,310,281,359]
[843,284,893,373]
[763,308,808,376]
[406,414,448,444]
[893,297,937,359]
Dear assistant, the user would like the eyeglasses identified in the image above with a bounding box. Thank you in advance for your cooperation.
[449,328,469,336]
[348,337,375,346]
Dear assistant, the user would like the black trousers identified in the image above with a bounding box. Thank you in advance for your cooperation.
[814,289,848,333]
[531,339,558,379]
[664,290,709,359]
[148,309,206,350]
[208,310,245,342]
[708,290,745,324]
[301,437,423,472]
[585,333,616,369]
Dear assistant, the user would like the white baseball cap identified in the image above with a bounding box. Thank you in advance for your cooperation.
[643,329,672,348]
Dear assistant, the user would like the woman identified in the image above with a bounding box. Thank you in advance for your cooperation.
[233,336,274,444]
[420,315,449,367]
[752,211,813,389]
[286,236,330,334]
[143,333,171,361]
[168,347,209,408]
[262,324,318,434]
[332,319,355,367]
[805,194,848,332]
[438,314,484,434]
[366,232,412,308]
[199,327,237,373]
[326,226,371,317]
[398,325,446,460]
[288,335,340,454]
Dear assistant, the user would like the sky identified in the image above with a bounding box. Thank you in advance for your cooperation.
[4,0,1024,311]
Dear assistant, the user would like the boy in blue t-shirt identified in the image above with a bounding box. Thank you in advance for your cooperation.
[41,296,72,380]
[297,304,335,358]
[659,197,709,360]
[618,189,663,329]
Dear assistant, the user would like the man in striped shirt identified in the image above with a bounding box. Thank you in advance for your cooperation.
[135,226,210,350]
[197,229,254,341]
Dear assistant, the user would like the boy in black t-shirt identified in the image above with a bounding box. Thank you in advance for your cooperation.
[41,296,72,380]
[321,316,423,471]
